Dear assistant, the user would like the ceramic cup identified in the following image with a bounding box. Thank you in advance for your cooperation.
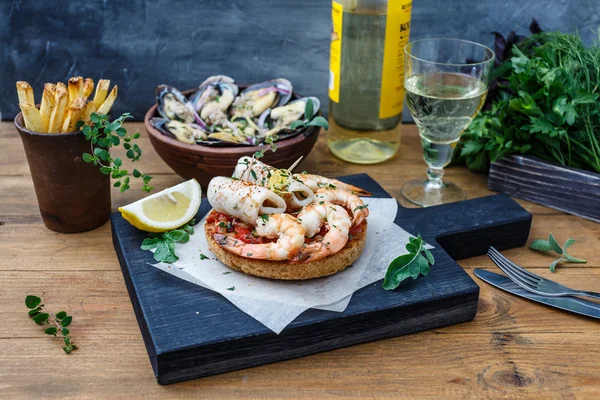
[14,112,111,233]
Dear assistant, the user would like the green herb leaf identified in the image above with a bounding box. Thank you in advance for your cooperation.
[25,295,41,309]
[307,116,329,130]
[45,327,58,336]
[55,311,67,319]
[199,253,209,260]
[290,120,305,130]
[530,240,553,252]
[547,233,563,254]
[61,316,72,327]
[382,236,434,290]
[529,233,586,272]
[305,98,315,120]
[227,286,235,291]
[82,153,95,163]
[32,313,50,325]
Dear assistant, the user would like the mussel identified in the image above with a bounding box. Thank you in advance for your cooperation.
[151,117,207,144]
[156,85,207,129]
[258,97,320,137]
[189,75,239,126]
[230,78,293,120]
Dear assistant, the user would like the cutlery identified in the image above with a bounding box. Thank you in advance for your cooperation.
[487,247,600,301]
[474,269,600,319]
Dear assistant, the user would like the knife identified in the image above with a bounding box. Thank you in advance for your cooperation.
[474,269,600,320]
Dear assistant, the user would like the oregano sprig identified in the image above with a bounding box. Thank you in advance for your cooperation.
[530,233,587,272]
[141,219,196,263]
[290,98,329,131]
[25,295,77,354]
[383,235,435,290]
[80,112,154,193]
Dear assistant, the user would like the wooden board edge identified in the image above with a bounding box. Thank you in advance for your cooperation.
[110,214,160,379]
[155,290,479,385]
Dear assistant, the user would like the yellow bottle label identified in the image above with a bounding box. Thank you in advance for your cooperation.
[379,0,412,119]
[328,1,343,103]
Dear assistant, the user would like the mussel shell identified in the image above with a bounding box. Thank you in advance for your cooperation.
[189,75,239,111]
[156,85,208,129]
[151,117,207,144]
[240,78,293,109]
[258,97,321,130]
[150,117,176,139]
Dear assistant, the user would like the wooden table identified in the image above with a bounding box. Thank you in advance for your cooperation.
[2,122,599,399]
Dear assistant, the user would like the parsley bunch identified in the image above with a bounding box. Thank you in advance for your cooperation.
[455,30,600,173]
[81,112,154,192]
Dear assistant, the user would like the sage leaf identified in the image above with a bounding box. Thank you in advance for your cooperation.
[548,233,563,254]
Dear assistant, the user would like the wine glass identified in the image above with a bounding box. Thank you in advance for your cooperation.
[401,38,494,206]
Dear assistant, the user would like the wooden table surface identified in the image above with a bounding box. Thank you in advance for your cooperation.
[2,122,599,399]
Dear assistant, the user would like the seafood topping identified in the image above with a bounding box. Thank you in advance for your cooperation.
[207,159,371,264]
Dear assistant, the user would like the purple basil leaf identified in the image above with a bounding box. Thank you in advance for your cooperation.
[529,18,543,34]
[492,32,507,63]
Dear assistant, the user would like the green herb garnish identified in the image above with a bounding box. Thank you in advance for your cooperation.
[25,295,77,354]
[199,253,209,260]
[80,112,153,192]
[227,286,235,291]
[260,214,269,223]
[382,235,435,290]
[530,233,586,272]
[354,204,369,212]
[290,98,329,131]
[141,220,196,263]
[456,30,600,174]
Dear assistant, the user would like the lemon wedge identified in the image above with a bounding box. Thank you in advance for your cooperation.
[118,179,201,232]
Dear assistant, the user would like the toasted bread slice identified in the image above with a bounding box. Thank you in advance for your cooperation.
[205,219,367,280]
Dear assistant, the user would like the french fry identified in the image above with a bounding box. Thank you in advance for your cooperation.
[83,78,94,99]
[38,83,56,133]
[61,97,86,133]
[19,103,45,132]
[67,76,84,103]
[16,81,35,105]
[48,87,69,133]
[82,100,97,123]
[56,81,67,92]
[97,85,118,115]
[93,79,110,109]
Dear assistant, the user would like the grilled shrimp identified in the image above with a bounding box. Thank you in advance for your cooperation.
[293,203,351,263]
[218,213,306,260]
[314,188,369,226]
[294,173,372,196]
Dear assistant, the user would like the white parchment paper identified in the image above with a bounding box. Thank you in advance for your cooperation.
[151,197,426,333]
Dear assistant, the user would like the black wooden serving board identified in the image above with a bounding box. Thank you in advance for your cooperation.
[111,174,531,385]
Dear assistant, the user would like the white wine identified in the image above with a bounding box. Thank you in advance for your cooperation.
[327,1,412,164]
[405,73,487,168]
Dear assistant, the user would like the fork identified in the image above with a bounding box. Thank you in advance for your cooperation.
[487,247,600,301]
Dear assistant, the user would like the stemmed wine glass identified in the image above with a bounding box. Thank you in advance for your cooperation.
[402,38,494,206]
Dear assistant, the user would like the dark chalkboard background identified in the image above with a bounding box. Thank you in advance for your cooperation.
[1,0,598,120]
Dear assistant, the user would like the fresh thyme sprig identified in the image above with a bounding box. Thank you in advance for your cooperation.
[80,112,154,193]
[530,233,586,272]
[290,98,329,131]
[25,295,77,354]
